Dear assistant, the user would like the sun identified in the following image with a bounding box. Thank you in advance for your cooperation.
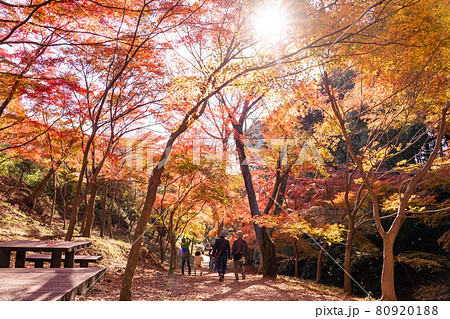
[252,3,289,43]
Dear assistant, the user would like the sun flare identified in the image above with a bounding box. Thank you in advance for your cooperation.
[253,4,289,43]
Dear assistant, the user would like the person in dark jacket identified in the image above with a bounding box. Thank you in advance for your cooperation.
[212,230,230,281]
[231,230,248,280]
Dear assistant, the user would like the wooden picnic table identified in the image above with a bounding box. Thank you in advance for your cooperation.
[0,240,92,268]
[0,267,106,300]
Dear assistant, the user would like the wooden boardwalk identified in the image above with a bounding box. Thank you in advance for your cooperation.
[0,267,106,301]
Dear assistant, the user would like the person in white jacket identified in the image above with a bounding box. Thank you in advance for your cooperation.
[193,251,204,275]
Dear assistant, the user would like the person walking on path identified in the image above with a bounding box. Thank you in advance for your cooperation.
[180,238,191,275]
[231,231,248,280]
[208,247,216,272]
[193,251,204,275]
[212,230,230,281]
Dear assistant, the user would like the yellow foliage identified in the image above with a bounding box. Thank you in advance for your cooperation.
[253,214,345,243]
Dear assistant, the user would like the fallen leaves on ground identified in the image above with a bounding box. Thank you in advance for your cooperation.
[79,260,359,301]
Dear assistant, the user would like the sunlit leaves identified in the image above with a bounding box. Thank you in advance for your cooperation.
[253,213,345,243]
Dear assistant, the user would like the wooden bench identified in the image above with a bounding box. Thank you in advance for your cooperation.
[26,254,103,268]
[0,267,106,300]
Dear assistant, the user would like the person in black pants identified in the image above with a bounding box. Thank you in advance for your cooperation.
[180,238,191,275]
[212,230,230,281]
[208,248,216,271]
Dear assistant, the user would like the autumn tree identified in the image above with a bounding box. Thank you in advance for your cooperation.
[317,0,449,300]
[321,66,448,302]
[64,0,182,240]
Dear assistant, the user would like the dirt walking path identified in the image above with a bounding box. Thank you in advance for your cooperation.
[79,257,358,301]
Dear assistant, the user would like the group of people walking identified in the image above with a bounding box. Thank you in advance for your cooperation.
[180,230,248,281]
[180,238,204,276]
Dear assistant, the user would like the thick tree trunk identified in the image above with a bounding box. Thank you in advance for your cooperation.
[380,236,397,300]
[81,180,99,238]
[316,242,328,283]
[344,222,355,294]
[169,236,177,274]
[258,226,277,277]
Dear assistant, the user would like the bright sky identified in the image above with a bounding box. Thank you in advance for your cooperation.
[252,1,290,43]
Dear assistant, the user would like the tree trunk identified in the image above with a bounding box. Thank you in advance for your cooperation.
[380,236,397,300]
[159,228,165,264]
[19,167,25,185]
[168,211,176,274]
[293,238,298,278]
[268,171,289,237]
[120,159,169,299]
[65,127,98,241]
[100,182,108,237]
[48,172,57,226]
[248,246,254,265]
[316,242,328,283]
[108,210,114,238]
[258,226,277,277]
[63,207,68,230]
[273,171,288,216]
[344,221,355,294]
[169,235,177,274]
[81,180,99,238]
[120,127,193,300]
[79,187,89,233]
[60,182,67,230]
